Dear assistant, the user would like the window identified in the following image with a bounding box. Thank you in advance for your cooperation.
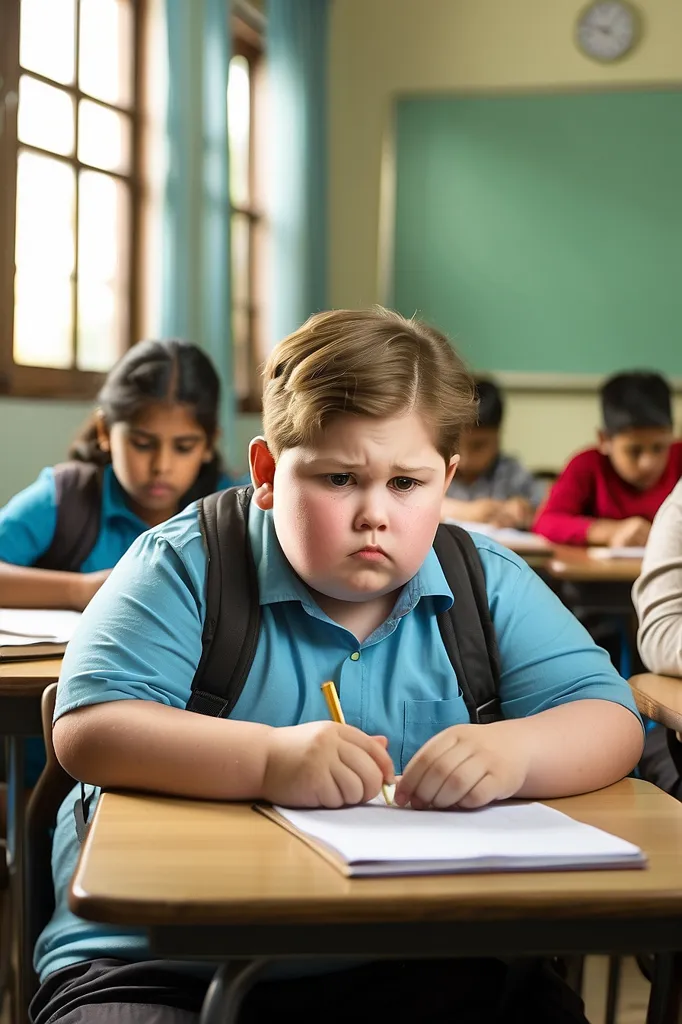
[228,18,266,412]
[0,0,142,398]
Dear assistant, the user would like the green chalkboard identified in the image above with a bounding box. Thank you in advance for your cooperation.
[392,90,682,378]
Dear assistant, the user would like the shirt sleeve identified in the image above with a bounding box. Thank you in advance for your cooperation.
[477,540,642,725]
[532,452,596,545]
[633,480,682,676]
[54,512,208,722]
[0,467,58,566]
[504,457,545,508]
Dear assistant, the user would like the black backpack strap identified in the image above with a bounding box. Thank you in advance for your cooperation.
[34,462,102,572]
[433,523,502,724]
[186,486,261,718]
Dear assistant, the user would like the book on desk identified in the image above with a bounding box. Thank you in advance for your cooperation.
[258,798,646,878]
[0,608,81,660]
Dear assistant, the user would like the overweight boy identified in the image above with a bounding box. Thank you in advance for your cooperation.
[33,309,643,1024]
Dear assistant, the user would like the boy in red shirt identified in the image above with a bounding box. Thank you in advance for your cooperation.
[534,372,682,547]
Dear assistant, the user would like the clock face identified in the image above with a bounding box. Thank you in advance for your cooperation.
[576,1,639,62]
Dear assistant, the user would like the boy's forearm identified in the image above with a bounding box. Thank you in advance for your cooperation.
[491,700,643,798]
[54,699,274,800]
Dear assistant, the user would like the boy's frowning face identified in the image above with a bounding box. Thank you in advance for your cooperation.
[268,411,457,604]
[599,427,673,491]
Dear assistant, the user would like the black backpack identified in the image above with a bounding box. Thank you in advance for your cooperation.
[186,486,503,726]
[35,462,103,573]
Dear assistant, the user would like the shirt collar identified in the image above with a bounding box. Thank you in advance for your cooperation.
[247,501,453,616]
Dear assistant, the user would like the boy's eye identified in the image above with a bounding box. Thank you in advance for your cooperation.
[130,439,155,452]
[175,443,198,454]
[328,473,352,487]
[391,476,418,492]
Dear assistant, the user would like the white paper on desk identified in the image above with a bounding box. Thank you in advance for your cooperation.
[444,520,550,552]
[0,608,81,644]
[272,800,645,877]
[588,547,646,560]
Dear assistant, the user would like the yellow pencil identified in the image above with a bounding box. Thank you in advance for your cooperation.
[321,680,393,805]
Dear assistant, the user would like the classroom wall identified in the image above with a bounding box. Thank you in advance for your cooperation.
[328,0,682,468]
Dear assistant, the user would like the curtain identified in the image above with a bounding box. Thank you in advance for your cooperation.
[162,0,237,465]
[267,0,330,344]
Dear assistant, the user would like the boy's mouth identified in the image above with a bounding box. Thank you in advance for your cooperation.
[352,545,389,561]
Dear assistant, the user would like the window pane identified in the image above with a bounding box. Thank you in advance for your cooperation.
[78,100,131,173]
[77,171,130,371]
[231,213,250,306]
[14,151,76,368]
[18,75,75,156]
[20,0,76,84]
[79,0,133,107]
[228,56,250,206]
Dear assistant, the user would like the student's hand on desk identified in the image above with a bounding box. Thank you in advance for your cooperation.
[497,497,534,530]
[462,498,505,524]
[394,724,529,810]
[609,516,651,548]
[71,569,111,611]
[262,722,395,808]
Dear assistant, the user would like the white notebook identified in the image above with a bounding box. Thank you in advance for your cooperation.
[0,608,81,660]
[588,547,646,560]
[445,520,551,553]
[259,799,646,878]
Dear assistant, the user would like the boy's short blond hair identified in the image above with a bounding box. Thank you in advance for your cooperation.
[262,308,477,463]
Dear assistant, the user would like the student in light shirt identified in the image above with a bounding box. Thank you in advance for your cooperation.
[32,309,642,1024]
[441,379,544,529]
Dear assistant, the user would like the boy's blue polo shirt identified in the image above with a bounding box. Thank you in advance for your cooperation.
[0,464,241,572]
[35,503,642,982]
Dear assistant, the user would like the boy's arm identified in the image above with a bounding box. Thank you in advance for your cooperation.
[54,699,273,798]
[441,496,502,523]
[533,452,606,545]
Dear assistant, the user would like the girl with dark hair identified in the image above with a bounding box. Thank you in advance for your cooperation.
[0,339,244,613]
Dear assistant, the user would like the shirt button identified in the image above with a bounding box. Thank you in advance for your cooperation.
[350,651,360,662]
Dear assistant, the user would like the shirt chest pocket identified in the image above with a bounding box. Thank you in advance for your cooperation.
[400,695,470,773]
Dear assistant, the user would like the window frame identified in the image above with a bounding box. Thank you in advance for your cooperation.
[230,16,265,414]
[0,0,145,399]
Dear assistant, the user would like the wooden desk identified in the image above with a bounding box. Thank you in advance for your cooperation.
[70,781,682,1020]
[549,547,642,585]
[630,673,682,734]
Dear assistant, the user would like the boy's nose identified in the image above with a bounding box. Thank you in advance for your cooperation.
[354,494,388,531]
[152,447,173,476]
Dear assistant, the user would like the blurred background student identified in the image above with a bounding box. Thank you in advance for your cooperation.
[441,378,545,529]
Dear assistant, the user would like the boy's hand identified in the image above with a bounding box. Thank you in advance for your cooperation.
[395,724,529,810]
[609,516,651,548]
[496,497,534,529]
[464,498,505,524]
[262,721,395,808]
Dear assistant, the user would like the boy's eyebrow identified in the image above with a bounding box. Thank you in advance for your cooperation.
[310,458,437,475]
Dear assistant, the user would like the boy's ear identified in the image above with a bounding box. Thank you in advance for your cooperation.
[443,453,460,493]
[597,429,610,455]
[249,436,275,510]
[95,410,110,453]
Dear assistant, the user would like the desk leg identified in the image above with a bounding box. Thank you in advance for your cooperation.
[647,952,682,1024]
[200,960,267,1024]
[6,737,26,1023]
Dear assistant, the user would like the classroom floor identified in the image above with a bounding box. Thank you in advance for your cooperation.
[0,955,652,1024]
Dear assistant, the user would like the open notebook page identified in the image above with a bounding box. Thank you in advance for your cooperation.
[265,799,645,877]
[0,608,81,644]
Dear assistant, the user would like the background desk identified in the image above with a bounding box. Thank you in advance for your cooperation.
[0,656,62,1019]
[630,674,682,735]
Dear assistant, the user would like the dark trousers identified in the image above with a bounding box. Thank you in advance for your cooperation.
[30,957,589,1024]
